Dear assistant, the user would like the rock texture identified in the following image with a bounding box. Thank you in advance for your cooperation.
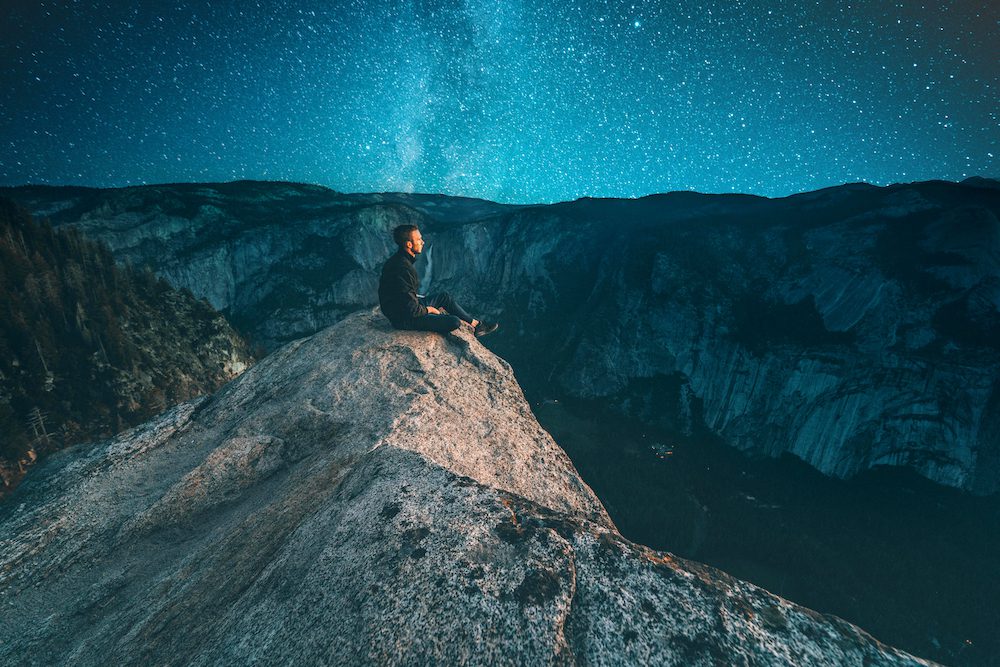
[4,179,999,492]
[0,311,932,665]
[435,182,1000,495]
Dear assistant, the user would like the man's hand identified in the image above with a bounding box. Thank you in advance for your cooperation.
[426,306,443,315]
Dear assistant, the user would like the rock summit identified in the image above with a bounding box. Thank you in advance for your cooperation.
[0,310,932,665]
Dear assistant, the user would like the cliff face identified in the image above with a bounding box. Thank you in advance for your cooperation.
[0,311,930,665]
[1,183,522,348]
[432,182,1000,495]
[3,179,998,493]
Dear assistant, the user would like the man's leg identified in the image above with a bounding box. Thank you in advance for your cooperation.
[425,292,475,324]
[404,313,462,334]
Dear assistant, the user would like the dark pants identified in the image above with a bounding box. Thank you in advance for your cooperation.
[399,292,473,334]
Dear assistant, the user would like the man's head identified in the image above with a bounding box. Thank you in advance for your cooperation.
[392,224,424,257]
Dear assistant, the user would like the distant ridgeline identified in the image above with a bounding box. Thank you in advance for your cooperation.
[4,178,999,493]
[0,199,254,494]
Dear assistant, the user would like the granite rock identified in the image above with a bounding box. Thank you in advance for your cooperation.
[0,311,932,665]
[5,179,998,492]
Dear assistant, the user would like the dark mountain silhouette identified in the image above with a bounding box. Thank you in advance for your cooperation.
[961,176,1000,190]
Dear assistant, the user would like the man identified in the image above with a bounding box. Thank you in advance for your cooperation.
[378,224,498,337]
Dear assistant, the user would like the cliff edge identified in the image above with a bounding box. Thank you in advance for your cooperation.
[0,310,932,665]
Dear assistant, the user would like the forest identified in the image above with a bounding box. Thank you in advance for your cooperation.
[0,198,252,494]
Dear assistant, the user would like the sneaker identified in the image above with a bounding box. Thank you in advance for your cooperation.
[474,321,499,337]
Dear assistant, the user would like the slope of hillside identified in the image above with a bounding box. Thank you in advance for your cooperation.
[0,199,253,495]
[0,310,931,666]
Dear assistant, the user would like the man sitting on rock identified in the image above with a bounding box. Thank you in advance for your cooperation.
[378,224,498,337]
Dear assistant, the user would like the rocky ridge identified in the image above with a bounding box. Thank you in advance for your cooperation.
[0,182,522,348]
[0,311,931,665]
[3,179,997,493]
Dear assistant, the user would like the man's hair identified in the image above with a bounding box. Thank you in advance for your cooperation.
[392,224,418,248]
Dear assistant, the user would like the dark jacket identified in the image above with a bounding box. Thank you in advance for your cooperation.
[378,248,427,327]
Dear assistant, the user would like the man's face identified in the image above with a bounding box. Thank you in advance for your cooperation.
[407,229,425,255]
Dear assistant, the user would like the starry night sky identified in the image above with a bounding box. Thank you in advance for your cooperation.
[1,1,997,203]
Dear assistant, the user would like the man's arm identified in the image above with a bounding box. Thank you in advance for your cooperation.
[389,269,427,319]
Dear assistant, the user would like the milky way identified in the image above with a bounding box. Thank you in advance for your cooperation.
[1,1,996,203]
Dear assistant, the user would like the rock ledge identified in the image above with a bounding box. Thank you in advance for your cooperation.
[0,310,932,665]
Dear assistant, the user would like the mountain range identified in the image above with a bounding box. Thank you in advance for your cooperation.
[4,178,998,493]
[3,177,998,664]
